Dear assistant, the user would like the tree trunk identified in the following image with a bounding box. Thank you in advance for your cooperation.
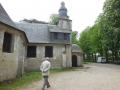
[91,53,94,62]
[105,50,108,63]
[95,54,97,62]
[114,51,119,64]
[111,50,114,63]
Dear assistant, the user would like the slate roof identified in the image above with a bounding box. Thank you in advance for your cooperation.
[0,3,71,44]
[0,4,28,42]
[0,4,16,28]
[15,22,50,43]
[72,44,82,53]
[16,22,71,44]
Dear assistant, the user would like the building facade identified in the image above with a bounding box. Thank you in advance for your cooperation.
[0,2,83,82]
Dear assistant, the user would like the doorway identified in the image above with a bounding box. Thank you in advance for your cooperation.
[72,55,77,67]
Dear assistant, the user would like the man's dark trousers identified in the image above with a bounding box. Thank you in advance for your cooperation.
[42,76,50,90]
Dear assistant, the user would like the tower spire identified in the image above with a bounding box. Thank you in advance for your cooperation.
[59,1,68,18]
[58,2,72,30]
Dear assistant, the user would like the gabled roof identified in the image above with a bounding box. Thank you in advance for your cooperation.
[0,3,71,44]
[72,44,83,53]
[0,4,28,42]
[16,22,71,44]
[16,22,50,43]
[0,4,16,27]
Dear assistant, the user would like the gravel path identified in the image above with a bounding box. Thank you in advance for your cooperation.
[19,63,120,90]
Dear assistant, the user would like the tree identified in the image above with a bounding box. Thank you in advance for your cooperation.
[79,0,120,63]
[103,0,120,63]
[49,14,59,25]
[103,0,120,28]
[71,31,79,44]
[79,27,94,61]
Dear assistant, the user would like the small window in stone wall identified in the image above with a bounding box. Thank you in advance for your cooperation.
[45,46,53,57]
[2,32,14,53]
[27,46,36,57]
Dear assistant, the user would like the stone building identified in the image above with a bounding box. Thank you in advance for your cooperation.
[0,2,83,82]
[0,4,28,82]
[15,2,73,71]
[72,44,83,67]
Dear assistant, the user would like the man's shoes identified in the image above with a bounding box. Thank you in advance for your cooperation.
[41,88,45,90]
[47,85,51,88]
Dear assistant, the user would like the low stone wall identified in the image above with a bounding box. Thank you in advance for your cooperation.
[24,57,62,72]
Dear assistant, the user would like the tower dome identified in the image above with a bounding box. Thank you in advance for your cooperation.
[59,1,68,18]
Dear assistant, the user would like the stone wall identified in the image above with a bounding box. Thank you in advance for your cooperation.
[0,23,26,81]
[24,44,71,71]
[66,45,72,67]
[58,18,72,30]
[17,35,26,77]
[72,52,83,67]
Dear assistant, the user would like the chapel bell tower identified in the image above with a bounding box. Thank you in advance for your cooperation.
[58,2,72,30]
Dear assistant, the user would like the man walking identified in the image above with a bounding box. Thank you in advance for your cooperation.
[40,57,51,90]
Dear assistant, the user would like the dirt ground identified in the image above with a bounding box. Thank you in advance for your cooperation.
[19,63,120,90]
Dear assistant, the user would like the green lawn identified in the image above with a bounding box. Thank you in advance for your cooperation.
[0,68,76,90]
[0,72,42,90]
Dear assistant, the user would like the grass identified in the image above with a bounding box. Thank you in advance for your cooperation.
[0,68,76,90]
[0,72,42,90]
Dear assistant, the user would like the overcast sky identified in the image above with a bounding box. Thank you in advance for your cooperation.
[0,0,105,33]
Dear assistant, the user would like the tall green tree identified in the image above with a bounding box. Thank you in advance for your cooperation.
[49,14,59,25]
[103,0,120,28]
[71,31,79,44]
[79,0,120,63]
[103,0,120,62]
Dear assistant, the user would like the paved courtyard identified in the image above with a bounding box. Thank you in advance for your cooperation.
[20,63,120,90]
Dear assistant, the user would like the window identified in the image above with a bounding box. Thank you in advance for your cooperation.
[64,33,70,40]
[54,32,58,39]
[58,33,64,40]
[27,46,36,57]
[52,32,70,41]
[2,32,13,53]
[64,33,67,40]
[45,46,53,57]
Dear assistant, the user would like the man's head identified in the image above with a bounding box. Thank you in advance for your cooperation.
[45,57,49,60]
